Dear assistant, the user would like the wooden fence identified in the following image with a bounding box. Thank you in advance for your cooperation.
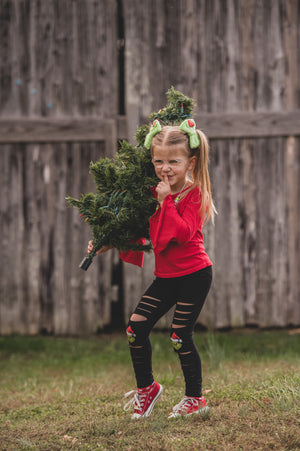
[123,113,300,329]
[122,0,300,329]
[0,0,299,334]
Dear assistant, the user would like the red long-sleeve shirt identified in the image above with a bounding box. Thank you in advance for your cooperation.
[120,186,212,278]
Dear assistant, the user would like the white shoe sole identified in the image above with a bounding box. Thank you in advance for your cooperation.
[168,405,209,419]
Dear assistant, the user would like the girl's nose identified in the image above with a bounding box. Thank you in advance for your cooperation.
[162,163,171,171]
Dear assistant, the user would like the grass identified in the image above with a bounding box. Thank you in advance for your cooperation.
[0,330,299,450]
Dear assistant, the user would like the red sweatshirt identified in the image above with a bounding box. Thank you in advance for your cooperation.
[120,186,212,278]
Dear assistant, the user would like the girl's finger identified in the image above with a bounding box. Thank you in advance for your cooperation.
[162,174,169,184]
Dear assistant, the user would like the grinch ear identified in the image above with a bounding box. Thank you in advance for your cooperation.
[179,119,201,149]
[144,120,162,149]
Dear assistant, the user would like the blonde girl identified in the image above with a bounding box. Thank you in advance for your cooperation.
[88,119,215,419]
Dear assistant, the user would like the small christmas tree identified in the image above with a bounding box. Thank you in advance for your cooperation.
[67,87,195,270]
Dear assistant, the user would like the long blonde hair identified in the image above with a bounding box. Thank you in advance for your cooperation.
[151,125,216,225]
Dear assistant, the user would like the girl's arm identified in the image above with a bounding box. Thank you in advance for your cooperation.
[88,239,145,267]
[88,241,113,255]
[152,190,202,253]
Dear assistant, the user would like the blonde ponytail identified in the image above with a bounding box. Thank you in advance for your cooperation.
[192,130,217,225]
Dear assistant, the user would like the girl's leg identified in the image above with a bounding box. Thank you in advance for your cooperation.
[170,267,212,397]
[127,277,176,388]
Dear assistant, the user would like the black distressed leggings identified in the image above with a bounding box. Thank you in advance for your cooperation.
[126,266,212,397]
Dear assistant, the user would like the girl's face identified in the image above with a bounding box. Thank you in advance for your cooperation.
[152,144,196,193]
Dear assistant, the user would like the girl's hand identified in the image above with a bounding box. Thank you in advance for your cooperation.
[87,240,94,254]
[156,175,171,205]
[88,240,113,255]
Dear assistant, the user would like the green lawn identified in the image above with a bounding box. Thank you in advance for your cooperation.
[0,330,299,450]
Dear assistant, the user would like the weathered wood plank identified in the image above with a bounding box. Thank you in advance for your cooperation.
[192,111,300,138]
[0,146,26,334]
[283,1,299,109]
[284,137,300,325]
[1,110,299,144]
[240,140,257,325]
[0,117,123,144]
[255,138,288,327]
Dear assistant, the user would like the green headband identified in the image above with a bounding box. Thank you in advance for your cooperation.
[144,120,162,149]
[179,119,201,149]
[144,118,201,149]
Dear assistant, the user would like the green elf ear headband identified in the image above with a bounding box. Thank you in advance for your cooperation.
[144,118,201,149]
[179,119,201,149]
[144,120,162,149]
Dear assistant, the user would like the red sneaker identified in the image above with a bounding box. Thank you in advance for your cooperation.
[124,381,163,419]
[168,396,209,418]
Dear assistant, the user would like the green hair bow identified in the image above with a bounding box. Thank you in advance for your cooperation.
[144,120,162,149]
[179,119,201,149]
[144,118,201,150]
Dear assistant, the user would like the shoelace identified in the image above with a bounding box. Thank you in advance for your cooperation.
[123,389,148,413]
[172,396,200,414]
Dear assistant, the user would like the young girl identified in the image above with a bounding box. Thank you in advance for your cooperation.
[88,119,215,419]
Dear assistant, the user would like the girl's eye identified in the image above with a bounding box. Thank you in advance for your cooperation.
[152,159,183,167]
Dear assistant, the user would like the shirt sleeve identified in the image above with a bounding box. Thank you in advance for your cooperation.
[151,191,202,254]
[119,238,146,267]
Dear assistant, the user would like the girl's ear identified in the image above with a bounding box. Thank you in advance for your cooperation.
[188,156,197,172]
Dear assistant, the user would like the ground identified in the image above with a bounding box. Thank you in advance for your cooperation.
[0,330,299,450]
